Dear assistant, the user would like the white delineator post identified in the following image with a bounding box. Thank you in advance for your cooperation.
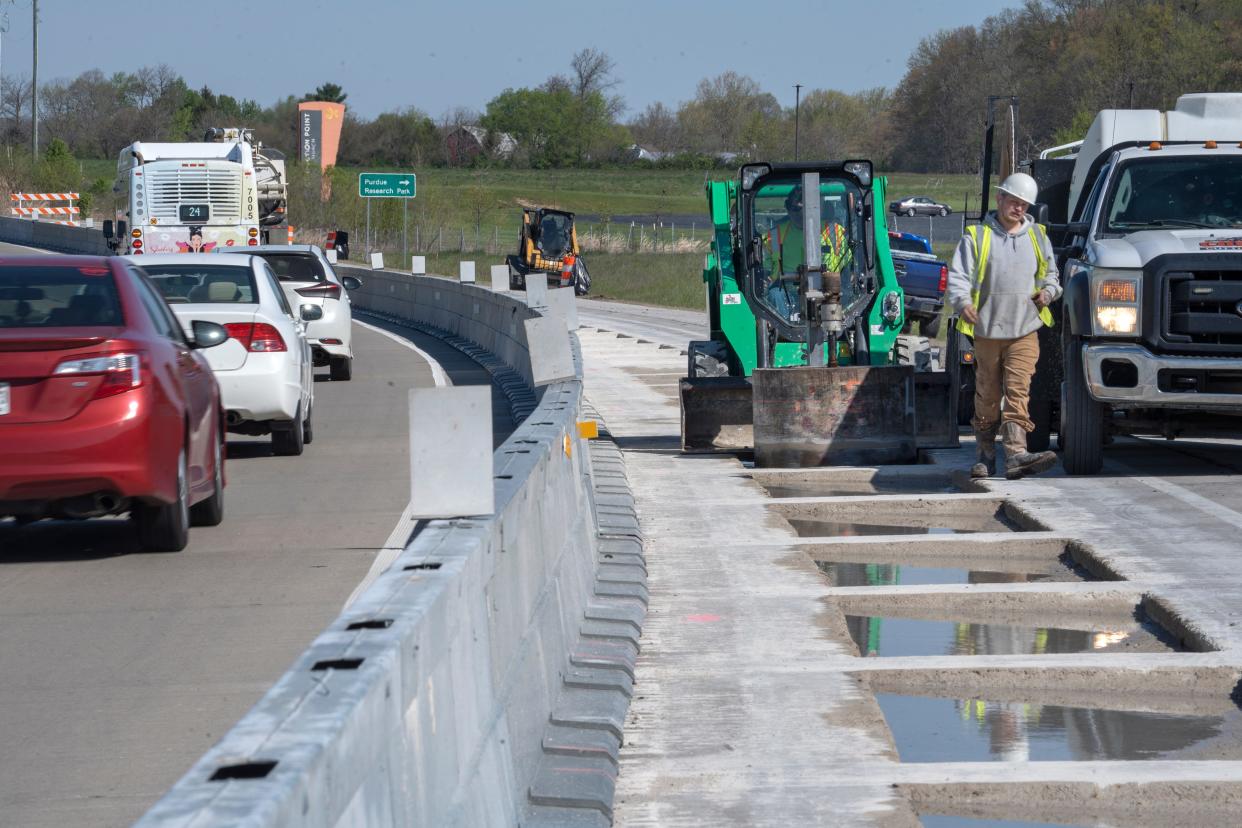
[370,251,385,270]
[491,264,509,292]
[459,261,476,283]
[408,386,494,518]
[411,256,426,275]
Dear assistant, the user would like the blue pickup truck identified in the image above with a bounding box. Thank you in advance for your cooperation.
[888,230,947,338]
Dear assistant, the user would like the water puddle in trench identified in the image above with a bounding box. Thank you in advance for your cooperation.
[788,521,995,537]
[879,692,1242,763]
[845,615,1176,658]
[764,481,958,499]
[819,561,1053,588]
[921,817,1081,828]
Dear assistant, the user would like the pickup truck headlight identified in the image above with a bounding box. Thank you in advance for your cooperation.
[1089,268,1142,336]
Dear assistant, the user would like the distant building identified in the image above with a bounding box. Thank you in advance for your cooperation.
[446,126,518,165]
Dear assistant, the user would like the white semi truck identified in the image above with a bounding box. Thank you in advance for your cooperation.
[1031,93,1242,473]
[106,127,287,255]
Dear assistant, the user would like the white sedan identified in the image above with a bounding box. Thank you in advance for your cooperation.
[221,245,361,381]
[130,253,316,456]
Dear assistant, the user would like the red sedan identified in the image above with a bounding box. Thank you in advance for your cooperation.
[0,256,228,551]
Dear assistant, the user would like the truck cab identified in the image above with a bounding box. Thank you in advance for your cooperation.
[1054,93,1242,473]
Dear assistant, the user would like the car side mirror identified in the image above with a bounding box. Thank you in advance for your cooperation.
[102,220,114,239]
[1032,203,1050,226]
[341,275,362,291]
[300,304,324,321]
[190,320,229,349]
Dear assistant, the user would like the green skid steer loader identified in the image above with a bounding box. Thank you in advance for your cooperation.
[680,161,961,467]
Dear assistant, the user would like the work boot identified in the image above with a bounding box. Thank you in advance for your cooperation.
[1001,421,1057,480]
[970,429,997,479]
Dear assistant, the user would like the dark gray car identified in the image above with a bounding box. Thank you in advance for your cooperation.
[888,195,953,217]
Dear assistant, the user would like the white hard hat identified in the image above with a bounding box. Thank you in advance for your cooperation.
[996,172,1038,205]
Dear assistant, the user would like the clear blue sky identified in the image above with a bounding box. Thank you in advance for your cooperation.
[3,0,1021,119]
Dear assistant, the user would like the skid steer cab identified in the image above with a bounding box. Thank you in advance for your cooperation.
[680,161,963,467]
[506,207,591,296]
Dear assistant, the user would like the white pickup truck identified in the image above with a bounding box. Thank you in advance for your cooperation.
[1039,93,1242,473]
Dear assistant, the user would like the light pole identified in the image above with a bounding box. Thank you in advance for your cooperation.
[794,83,802,161]
[31,0,37,157]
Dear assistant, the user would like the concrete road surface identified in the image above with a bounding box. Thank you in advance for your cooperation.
[0,321,467,826]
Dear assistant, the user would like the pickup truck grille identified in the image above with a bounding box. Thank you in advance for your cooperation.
[1164,270,1242,348]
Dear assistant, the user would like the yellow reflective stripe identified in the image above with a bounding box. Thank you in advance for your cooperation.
[1028,224,1054,328]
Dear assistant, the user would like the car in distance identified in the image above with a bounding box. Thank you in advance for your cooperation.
[132,253,316,456]
[0,255,229,551]
[220,244,361,381]
[888,195,953,217]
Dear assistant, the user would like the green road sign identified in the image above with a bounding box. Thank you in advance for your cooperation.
[359,172,416,199]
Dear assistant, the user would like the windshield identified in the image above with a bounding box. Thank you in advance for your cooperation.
[252,253,327,283]
[889,236,928,255]
[0,265,123,328]
[1104,156,1242,232]
[753,176,863,327]
[143,264,259,304]
[537,213,573,257]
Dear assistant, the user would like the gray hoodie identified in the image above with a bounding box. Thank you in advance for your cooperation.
[945,212,1061,340]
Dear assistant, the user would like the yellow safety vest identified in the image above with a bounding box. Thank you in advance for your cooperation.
[767,222,853,275]
[955,223,1055,337]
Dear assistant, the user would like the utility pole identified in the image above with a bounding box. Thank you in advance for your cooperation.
[31,0,37,157]
[794,83,803,161]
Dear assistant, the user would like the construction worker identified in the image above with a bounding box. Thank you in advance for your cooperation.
[946,172,1060,480]
[764,188,853,321]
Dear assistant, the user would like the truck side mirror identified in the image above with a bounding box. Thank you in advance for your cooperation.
[1033,203,1050,226]
[102,220,114,239]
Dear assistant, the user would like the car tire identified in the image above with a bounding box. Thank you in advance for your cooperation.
[136,448,190,552]
[921,313,942,339]
[939,207,947,217]
[303,403,314,445]
[272,406,306,456]
[330,356,353,381]
[906,208,915,217]
[190,432,225,527]
[1060,332,1104,474]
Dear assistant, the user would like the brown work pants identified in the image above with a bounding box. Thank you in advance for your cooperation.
[972,331,1040,434]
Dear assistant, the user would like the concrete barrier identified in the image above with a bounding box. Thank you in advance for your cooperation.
[0,215,112,255]
[138,268,644,826]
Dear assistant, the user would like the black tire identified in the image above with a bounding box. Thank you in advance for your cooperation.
[1028,398,1053,453]
[329,356,352,381]
[958,363,976,426]
[136,448,190,552]
[302,402,314,445]
[190,431,225,527]
[921,313,942,339]
[272,406,306,456]
[1060,332,1104,474]
[573,259,591,296]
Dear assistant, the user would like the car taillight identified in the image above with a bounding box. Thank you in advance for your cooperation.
[938,265,948,293]
[54,352,142,399]
[295,283,342,300]
[224,322,287,352]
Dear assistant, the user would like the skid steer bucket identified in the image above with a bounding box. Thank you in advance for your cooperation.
[752,365,918,467]
[680,376,754,453]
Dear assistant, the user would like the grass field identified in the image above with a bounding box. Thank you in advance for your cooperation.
[76,157,976,310]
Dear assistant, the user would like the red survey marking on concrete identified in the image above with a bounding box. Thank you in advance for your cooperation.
[686,614,722,622]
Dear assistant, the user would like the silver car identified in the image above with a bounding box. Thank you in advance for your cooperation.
[220,244,361,381]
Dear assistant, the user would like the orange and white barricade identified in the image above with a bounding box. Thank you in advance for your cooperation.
[10,192,80,226]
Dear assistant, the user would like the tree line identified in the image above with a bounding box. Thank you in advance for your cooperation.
[0,0,1239,177]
